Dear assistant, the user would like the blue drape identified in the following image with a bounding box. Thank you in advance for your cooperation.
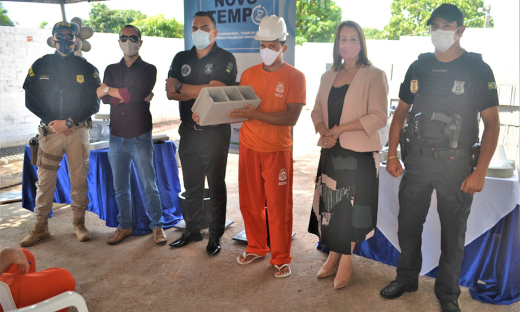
[22,141,183,236]
[343,205,520,305]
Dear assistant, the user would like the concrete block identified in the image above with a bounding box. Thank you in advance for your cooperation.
[31,35,46,42]
[14,48,27,55]
[1,73,16,80]
[0,27,15,34]
[1,34,14,42]
[0,92,18,101]
[191,86,261,126]
[14,35,27,42]
[0,47,14,55]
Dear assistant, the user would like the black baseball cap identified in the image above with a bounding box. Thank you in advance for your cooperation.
[52,21,80,36]
[426,3,464,26]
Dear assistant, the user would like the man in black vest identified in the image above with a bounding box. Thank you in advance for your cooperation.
[21,21,100,247]
[380,4,499,312]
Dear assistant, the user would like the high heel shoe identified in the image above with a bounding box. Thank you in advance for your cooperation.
[317,252,341,278]
[317,266,335,278]
[333,267,352,289]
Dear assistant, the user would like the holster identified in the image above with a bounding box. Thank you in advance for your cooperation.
[29,135,39,165]
[400,128,409,161]
[471,143,481,167]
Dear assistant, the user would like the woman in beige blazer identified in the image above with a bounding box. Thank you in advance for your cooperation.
[308,21,388,290]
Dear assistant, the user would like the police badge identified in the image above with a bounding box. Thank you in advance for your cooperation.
[204,64,213,75]
[452,80,465,95]
[410,79,419,94]
[76,75,84,83]
[181,64,191,77]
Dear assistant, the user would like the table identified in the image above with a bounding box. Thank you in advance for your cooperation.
[22,141,183,236]
[352,165,520,304]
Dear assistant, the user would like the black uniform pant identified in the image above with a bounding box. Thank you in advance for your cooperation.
[178,123,231,238]
[395,152,473,301]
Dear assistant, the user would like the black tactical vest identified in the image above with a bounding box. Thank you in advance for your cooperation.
[407,52,483,149]
[37,54,88,120]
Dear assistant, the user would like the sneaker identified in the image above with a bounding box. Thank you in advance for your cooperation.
[20,222,51,247]
[107,228,133,245]
[153,227,167,245]
[73,218,91,242]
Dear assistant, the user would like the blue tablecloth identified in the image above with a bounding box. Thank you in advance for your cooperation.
[22,141,182,236]
[317,166,520,305]
[352,204,520,305]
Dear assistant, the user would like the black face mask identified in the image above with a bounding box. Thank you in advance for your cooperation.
[55,39,75,55]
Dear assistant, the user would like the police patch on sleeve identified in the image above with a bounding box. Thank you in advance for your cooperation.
[204,64,213,75]
[226,62,233,73]
[410,79,419,94]
[488,82,497,90]
[93,71,99,79]
[181,64,191,77]
[28,66,35,77]
[76,75,84,83]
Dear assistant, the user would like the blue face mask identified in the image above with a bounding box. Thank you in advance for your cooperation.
[55,39,75,55]
[192,30,213,50]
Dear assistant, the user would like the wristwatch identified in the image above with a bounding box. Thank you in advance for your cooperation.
[103,86,110,96]
[66,119,74,128]
[174,81,182,94]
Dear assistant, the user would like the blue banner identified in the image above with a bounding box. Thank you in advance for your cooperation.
[184,0,295,54]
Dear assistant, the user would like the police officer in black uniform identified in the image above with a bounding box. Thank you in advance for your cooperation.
[380,4,499,312]
[21,21,100,247]
[166,11,237,255]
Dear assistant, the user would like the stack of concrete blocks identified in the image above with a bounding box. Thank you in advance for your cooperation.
[191,86,261,126]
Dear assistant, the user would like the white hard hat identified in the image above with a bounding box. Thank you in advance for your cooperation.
[254,15,289,41]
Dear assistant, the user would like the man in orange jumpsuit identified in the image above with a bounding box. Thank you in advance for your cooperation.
[0,248,75,311]
[228,15,306,278]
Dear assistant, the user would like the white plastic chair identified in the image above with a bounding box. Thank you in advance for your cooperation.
[0,281,88,312]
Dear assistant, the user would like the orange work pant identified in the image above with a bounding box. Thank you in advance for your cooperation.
[239,145,293,265]
[0,249,75,312]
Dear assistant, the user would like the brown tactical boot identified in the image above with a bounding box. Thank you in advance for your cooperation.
[153,227,167,245]
[20,221,51,247]
[107,228,133,245]
[73,218,91,242]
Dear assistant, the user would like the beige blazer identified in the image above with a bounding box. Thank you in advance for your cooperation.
[311,65,389,152]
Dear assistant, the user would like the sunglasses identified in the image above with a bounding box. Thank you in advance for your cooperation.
[119,35,140,43]
[55,33,75,40]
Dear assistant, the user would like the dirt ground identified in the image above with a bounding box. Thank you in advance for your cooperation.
[1,111,519,312]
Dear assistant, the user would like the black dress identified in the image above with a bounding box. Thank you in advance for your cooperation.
[308,84,379,255]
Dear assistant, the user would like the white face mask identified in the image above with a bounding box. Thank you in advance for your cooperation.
[260,47,282,66]
[119,40,140,56]
[192,30,213,50]
[430,29,458,52]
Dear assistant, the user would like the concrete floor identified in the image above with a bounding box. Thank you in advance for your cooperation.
[1,109,519,311]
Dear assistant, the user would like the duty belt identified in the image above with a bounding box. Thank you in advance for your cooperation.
[39,121,88,134]
[407,144,472,161]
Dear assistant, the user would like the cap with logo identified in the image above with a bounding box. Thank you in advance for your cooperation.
[52,21,80,36]
[427,3,464,26]
[254,15,289,41]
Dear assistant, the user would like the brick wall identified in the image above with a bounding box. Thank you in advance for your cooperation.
[0,27,184,148]
[0,28,48,147]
